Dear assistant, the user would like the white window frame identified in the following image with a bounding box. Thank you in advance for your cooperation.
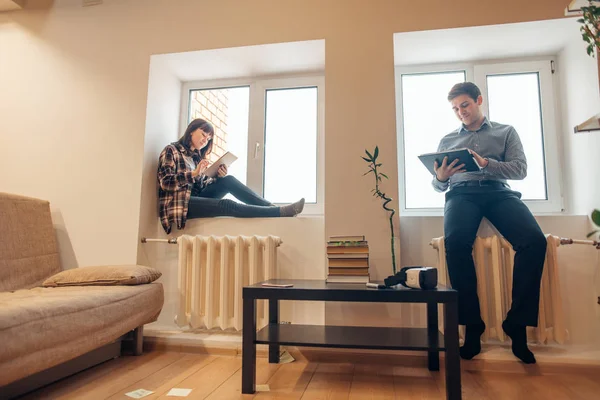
[474,61,562,214]
[180,74,325,215]
[395,63,473,216]
[396,60,563,216]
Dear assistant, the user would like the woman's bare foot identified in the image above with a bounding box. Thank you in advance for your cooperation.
[280,198,305,217]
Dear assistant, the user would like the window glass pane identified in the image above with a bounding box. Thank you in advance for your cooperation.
[264,87,318,203]
[401,72,466,209]
[188,87,250,200]
[487,73,547,200]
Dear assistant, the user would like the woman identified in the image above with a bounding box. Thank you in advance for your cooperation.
[158,118,304,234]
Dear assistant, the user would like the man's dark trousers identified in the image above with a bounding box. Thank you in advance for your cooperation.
[443,183,547,327]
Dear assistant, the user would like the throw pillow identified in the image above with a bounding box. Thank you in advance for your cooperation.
[42,265,162,287]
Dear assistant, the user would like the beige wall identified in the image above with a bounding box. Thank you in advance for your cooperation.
[557,21,600,216]
[0,0,568,265]
[3,0,598,344]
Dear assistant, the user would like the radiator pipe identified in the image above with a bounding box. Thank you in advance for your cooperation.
[140,237,178,244]
[429,237,599,249]
[140,236,286,245]
[559,237,600,249]
[141,236,598,247]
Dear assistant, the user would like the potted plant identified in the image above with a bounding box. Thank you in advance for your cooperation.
[588,209,600,239]
[578,1,600,58]
[574,1,600,132]
[362,146,400,285]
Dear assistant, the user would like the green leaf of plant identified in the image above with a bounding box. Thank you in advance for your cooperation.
[586,230,598,238]
[592,209,600,226]
[375,163,382,167]
[362,170,372,176]
[365,150,373,159]
[381,173,389,179]
[361,156,371,162]
[374,146,379,160]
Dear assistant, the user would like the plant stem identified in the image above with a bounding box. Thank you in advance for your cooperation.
[371,162,397,275]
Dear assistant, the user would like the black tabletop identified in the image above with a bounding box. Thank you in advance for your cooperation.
[243,279,457,303]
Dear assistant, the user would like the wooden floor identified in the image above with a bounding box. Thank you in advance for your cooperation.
[18,350,600,400]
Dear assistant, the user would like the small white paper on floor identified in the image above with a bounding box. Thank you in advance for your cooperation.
[125,389,154,399]
[167,388,193,397]
[256,384,270,392]
[279,350,295,364]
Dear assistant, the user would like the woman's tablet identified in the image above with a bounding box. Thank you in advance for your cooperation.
[418,148,481,176]
[204,151,238,178]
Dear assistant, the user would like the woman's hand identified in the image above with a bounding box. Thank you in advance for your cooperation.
[434,156,465,182]
[217,164,228,178]
[192,159,210,178]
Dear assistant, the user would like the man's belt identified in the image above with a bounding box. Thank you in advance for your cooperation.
[452,180,507,188]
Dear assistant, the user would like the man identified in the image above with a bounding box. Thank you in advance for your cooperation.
[432,82,546,364]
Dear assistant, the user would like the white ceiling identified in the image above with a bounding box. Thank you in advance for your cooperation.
[393,18,580,67]
[159,39,325,82]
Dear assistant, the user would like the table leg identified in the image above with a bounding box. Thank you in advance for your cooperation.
[427,302,440,371]
[444,301,462,400]
[269,299,280,363]
[242,297,256,394]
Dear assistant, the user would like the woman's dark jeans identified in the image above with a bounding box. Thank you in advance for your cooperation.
[187,175,281,218]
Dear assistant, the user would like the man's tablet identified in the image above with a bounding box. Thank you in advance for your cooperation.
[204,151,238,178]
[418,148,481,176]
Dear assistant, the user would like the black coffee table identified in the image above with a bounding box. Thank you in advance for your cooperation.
[241,279,461,399]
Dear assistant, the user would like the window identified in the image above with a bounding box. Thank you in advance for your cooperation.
[187,87,250,187]
[181,76,324,214]
[400,71,466,209]
[264,87,318,203]
[396,61,562,214]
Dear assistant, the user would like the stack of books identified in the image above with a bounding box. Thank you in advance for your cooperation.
[326,235,369,284]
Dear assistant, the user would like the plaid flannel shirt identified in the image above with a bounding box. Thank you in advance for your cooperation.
[157,143,213,234]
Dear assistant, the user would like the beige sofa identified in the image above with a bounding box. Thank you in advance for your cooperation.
[0,192,164,398]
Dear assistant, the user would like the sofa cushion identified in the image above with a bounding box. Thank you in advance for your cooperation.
[42,265,162,287]
[0,283,164,386]
[0,193,61,292]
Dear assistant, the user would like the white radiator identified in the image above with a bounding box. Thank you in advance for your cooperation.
[175,234,282,331]
[431,234,567,344]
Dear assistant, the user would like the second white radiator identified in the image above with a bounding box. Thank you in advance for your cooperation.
[431,234,567,344]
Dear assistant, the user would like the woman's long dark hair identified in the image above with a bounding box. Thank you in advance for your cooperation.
[177,118,215,159]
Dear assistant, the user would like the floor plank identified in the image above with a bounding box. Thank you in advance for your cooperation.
[107,353,217,399]
[154,355,241,400]
[349,364,396,400]
[204,357,281,400]
[553,372,600,400]
[56,352,185,400]
[301,363,354,400]
[253,360,317,399]
[19,350,600,400]
[466,370,524,400]
[392,366,443,400]
[520,373,586,400]
[19,354,139,400]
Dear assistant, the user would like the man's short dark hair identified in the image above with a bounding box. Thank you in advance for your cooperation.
[447,82,481,102]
